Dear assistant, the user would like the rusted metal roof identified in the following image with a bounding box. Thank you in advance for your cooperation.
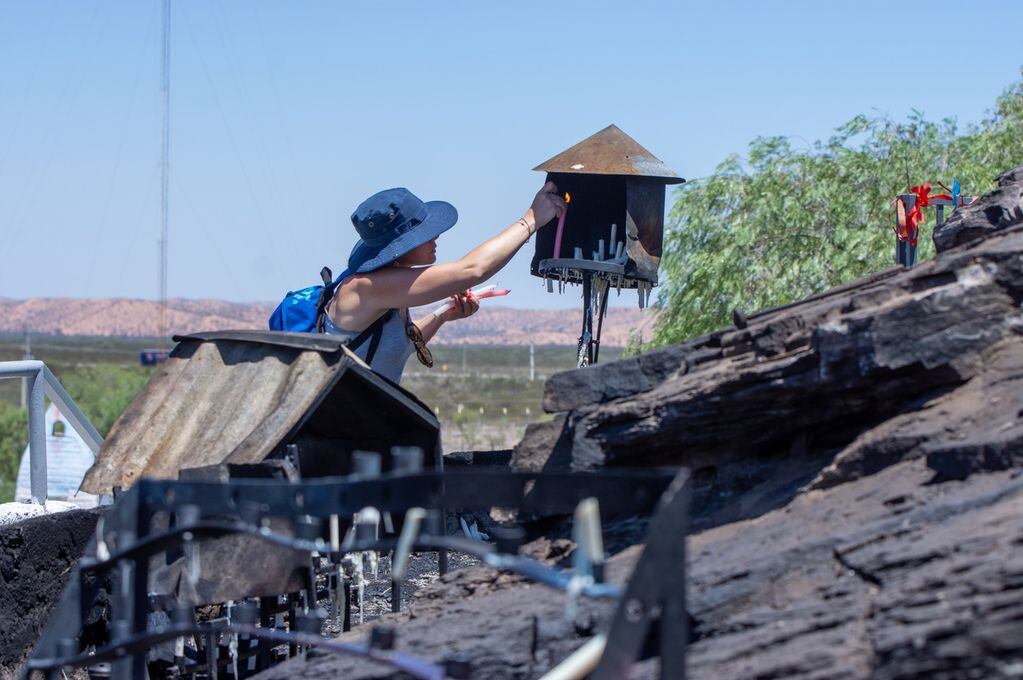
[533,124,684,183]
[81,331,439,494]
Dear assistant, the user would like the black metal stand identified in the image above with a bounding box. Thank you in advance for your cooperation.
[538,258,635,368]
[896,238,917,268]
[28,468,680,680]
[593,470,690,679]
[578,272,595,367]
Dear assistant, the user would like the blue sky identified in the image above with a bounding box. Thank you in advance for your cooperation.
[1,1,1021,310]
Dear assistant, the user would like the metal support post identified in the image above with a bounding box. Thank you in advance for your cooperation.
[26,368,47,504]
[391,549,402,613]
[287,594,299,657]
[342,578,353,632]
[593,278,610,364]
[257,597,273,671]
[592,470,690,679]
[205,631,219,679]
[577,272,594,368]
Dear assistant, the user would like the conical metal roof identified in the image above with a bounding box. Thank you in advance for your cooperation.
[533,124,684,184]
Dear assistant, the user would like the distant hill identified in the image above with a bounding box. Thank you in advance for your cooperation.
[0,297,656,347]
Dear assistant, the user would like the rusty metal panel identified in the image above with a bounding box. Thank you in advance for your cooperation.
[624,177,666,283]
[81,332,439,494]
[533,124,684,183]
[150,530,308,605]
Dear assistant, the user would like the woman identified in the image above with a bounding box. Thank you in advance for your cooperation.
[325,182,566,383]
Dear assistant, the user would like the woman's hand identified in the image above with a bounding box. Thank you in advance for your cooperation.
[523,181,567,231]
[441,291,480,321]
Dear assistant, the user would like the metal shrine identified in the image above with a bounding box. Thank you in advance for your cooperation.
[530,125,684,366]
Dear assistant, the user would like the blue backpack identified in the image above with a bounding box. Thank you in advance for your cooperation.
[269,266,392,362]
[269,266,346,333]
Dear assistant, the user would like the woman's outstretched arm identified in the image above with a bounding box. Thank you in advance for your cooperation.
[341,182,565,318]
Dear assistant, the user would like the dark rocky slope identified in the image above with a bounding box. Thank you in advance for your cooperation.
[256,453,1023,679]
[0,509,100,678]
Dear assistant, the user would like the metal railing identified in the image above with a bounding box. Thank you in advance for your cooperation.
[0,360,103,505]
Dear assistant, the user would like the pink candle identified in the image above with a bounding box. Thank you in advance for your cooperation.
[474,288,511,300]
[553,210,566,259]
[552,193,570,259]
[431,286,511,318]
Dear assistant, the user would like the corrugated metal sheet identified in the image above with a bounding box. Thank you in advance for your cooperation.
[533,124,684,183]
[81,331,439,494]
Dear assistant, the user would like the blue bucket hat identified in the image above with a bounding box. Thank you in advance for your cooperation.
[347,187,458,274]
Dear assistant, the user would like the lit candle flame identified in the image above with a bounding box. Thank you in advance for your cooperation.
[565,192,571,203]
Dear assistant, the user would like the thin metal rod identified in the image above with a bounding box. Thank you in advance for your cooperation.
[287,593,299,657]
[42,365,103,453]
[20,332,30,409]
[257,597,273,671]
[539,634,606,680]
[585,273,595,365]
[0,360,47,379]
[577,273,593,368]
[391,578,401,613]
[593,280,610,364]
[342,578,352,632]
[205,630,218,679]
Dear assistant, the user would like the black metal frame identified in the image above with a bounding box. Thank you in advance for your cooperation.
[593,469,689,679]
[26,468,687,680]
[537,259,631,367]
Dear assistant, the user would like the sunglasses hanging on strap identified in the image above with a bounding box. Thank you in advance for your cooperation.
[404,312,434,368]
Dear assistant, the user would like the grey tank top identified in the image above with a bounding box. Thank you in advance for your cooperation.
[322,307,415,383]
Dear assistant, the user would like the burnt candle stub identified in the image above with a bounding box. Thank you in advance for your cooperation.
[530,124,684,289]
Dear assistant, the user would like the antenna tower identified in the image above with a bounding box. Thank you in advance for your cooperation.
[159,0,170,345]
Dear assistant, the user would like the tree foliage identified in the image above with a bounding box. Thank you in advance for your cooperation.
[58,364,152,436]
[648,71,1023,348]
[0,403,27,497]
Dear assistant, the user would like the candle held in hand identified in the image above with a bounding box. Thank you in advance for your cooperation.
[431,285,511,318]
[552,192,571,259]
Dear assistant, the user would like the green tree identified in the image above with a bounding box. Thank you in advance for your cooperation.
[58,364,152,437]
[648,71,1023,348]
[0,403,27,502]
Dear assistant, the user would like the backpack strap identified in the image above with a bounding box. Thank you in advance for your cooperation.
[315,264,393,365]
[314,266,343,334]
[344,310,394,365]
